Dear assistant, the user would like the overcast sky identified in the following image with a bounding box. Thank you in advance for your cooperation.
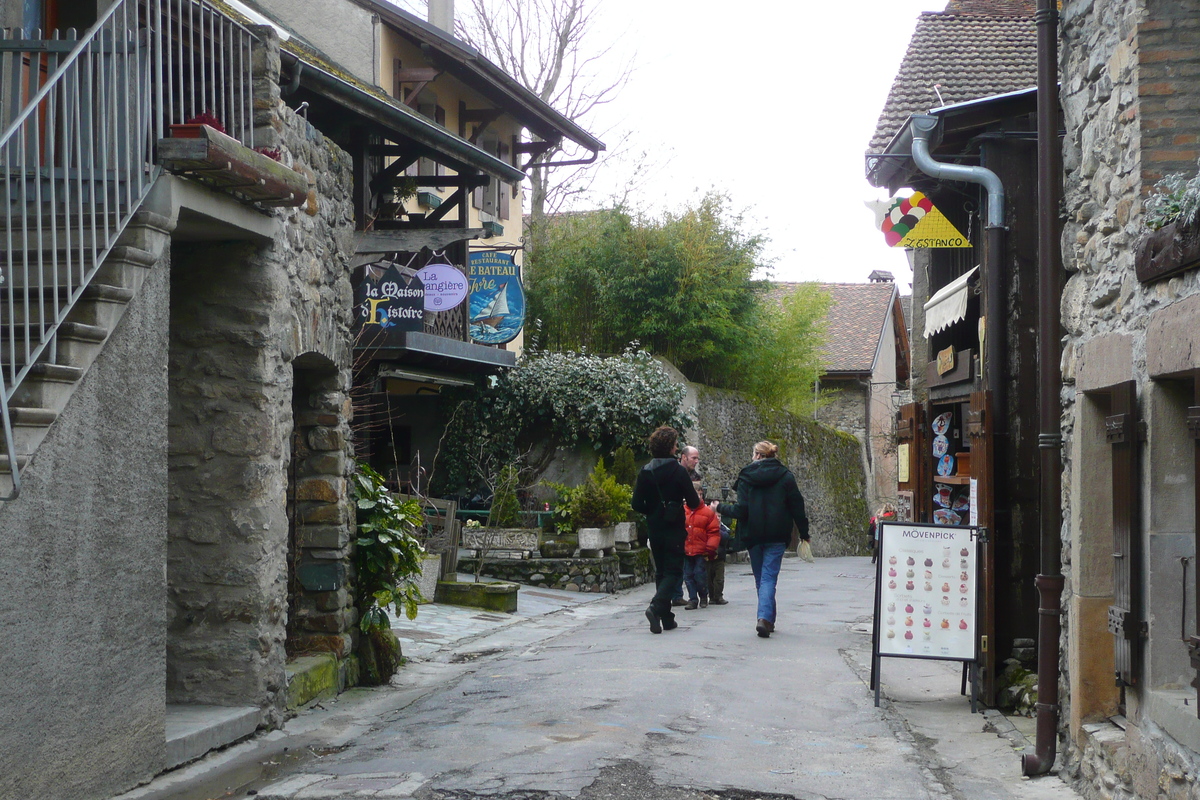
[388,1,949,291]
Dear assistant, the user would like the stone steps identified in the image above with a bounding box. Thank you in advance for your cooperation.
[0,209,171,496]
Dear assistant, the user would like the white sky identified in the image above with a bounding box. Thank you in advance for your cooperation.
[388,1,949,291]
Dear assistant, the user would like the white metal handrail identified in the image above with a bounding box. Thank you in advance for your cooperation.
[0,0,259,499]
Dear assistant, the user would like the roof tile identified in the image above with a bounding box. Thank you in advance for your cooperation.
[867,10,1038,153]
[773,282,899,374]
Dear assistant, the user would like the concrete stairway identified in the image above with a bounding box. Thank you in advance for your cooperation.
[0,208,173,495]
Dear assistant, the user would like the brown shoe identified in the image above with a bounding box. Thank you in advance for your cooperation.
[756,619,771,638]
[699,597,708,608]
[711,597,728,605]
[684,600,698,610]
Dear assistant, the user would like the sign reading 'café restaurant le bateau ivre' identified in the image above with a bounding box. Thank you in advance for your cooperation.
[468,251,525,345]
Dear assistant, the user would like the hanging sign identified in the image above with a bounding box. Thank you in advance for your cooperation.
[879,191,971,248]
[870,521,982,710]
[416,260,468,312]
[468,251,525,345]
[352,261,425,335]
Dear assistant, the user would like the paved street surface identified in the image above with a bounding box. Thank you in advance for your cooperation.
[117,557,1083,800]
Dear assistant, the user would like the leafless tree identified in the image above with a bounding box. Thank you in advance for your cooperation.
[453,0,632,237]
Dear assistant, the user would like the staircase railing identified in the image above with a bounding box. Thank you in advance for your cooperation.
[0,0,259,499]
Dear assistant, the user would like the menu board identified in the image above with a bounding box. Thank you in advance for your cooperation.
[876,521,978,661]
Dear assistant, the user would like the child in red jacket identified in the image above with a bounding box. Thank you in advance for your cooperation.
[683,483,722,609]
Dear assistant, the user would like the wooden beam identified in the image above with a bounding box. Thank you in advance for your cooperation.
[426,187,465,223]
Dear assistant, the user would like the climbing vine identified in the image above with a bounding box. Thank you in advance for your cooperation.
[431,346,692,497]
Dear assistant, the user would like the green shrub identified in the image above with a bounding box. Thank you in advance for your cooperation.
[545,459,633,532]
[610,445,637,487]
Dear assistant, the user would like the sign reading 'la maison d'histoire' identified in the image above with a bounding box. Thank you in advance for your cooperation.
[354,260,425,334]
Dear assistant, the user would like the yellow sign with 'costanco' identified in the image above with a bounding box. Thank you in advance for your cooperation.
[881,192,972,248]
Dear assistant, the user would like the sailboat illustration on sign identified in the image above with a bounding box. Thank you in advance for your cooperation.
[471,282,510,329]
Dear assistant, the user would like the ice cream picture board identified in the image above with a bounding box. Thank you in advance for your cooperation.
[875,521,979,661]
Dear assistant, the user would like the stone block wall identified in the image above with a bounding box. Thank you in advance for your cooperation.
[691,384,869,557]
[461,555,624,593]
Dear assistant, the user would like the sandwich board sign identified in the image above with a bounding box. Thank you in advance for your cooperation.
[870,521,982,711]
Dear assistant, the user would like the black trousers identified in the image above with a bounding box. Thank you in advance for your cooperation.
[648,531,685,623]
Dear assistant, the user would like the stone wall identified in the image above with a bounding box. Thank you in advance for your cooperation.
[1059,1,1200,796]
[166,27,357,726]
[460,554,627,593]
[691,384,869,557]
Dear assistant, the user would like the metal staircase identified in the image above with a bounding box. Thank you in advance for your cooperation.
[0,0,258,498]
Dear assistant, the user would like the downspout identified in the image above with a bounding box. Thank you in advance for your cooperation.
[909,115,1007,410]
[1022,0,1064,776]
[910,113,1008,714]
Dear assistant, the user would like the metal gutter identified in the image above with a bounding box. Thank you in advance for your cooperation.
[1023,0,1065,776]
[288,50,525,183]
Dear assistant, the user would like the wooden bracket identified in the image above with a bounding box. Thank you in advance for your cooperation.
[394,62,440,108]
[460,106,503,144]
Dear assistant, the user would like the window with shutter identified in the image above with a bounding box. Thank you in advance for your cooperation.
[498,142,510,220]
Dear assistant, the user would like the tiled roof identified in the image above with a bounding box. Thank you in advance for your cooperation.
[867,8,1038,153]
[773,282,899,374]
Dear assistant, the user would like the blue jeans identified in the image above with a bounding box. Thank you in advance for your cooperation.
[683,555,708,602]
[748,542,787,623]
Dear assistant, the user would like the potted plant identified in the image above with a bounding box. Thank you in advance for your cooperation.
[352,464,425,685]
[1136,161,1200,283]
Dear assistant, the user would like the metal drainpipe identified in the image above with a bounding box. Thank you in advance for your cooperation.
[1023,0,1065,777]
[909,115,1007,408]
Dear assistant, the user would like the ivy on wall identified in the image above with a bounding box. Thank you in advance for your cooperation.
[431,346,692,497]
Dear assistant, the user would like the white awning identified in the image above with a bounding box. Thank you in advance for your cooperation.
[923,266,978,338]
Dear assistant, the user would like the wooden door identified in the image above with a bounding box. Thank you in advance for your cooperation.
[968,390,996,702]
[897,402,927,522]
[1107,380,1143,687]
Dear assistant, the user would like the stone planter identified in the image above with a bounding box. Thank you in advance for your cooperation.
[613,521,638,549]
[1135,215,1200,283]
[434,578,519,613]
[415,554,441,604]
[577,526,616,556]
[460,527,540,559]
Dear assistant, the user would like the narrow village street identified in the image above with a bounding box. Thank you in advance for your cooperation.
[121,558,1085,800]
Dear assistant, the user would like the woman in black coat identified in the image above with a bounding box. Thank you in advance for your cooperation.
[631,426,700,634]
[712,440,809,638]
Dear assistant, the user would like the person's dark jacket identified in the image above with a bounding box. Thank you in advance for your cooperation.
[716,457,809,546]
[631,458,701,537]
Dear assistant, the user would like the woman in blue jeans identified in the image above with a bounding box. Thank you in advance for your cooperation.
[712,440,810,638]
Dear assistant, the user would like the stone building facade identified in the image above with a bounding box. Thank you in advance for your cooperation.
[1058,1,1200,797]
[165,27,359,725]
[0,15,357,800]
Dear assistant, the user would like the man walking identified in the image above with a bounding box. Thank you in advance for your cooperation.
[673,445,702,606]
